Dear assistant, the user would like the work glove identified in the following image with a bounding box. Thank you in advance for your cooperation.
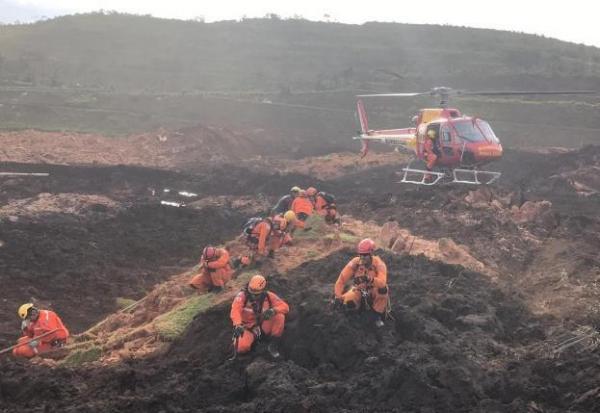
[28,339,39,349]
[233,325,245,338]
[262,308,276,320]
[21,319,30,331]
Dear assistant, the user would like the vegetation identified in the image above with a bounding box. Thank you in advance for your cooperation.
[61,345,102,367]
[0,13,598,147]
[154,294,216,341]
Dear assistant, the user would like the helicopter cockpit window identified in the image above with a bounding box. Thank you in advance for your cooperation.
[441,127,452,142]
[475,119,500,143]
[452,120,485,142]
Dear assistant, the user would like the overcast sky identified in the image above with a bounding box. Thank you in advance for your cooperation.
[4,0,600,47]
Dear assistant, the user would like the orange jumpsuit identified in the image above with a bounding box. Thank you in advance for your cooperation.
[248,219,273,257]
[423,138,439,170]
[291,195,314,229]
[334,255,388,314]
[190,248,234,292]
[315,193,338,223]
[13,310,69,358]
[230,291,289,354]
[269,214,292,249]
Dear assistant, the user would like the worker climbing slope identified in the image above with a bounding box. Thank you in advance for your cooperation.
[291,189,314,229]
[272,186,301,215]
[12,303,69,358]
[312,189,340,225]
[236,211,297,267]
[334,239,389,327]
[189,245,234,293]
[230,275,289,357]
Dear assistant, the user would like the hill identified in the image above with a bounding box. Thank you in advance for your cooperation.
[0,13,598,150]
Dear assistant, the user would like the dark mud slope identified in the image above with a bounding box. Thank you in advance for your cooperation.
[0,205,243,343]
[0,162,323,202]
[333,146,600,218]
[3,251,598,412]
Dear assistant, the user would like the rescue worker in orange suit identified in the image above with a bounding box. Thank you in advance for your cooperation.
[189,246,234,293]
[314,190,340,225]
[423,128,441,182]
[272,186,301,215]
[13,303,69,358]
[231,274,289,356]
[290,189,314,229]
[270,210,296,249]
[334,239,389,327]
[238,212,296,267]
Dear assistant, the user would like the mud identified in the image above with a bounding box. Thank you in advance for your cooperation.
[2,251,598,412]
[1,144,599,412]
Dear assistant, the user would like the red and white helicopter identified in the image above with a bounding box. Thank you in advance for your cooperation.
[355,87,595,185]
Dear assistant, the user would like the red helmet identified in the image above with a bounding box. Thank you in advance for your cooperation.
[248,274,267,294]
[357,238,375,254]
[202,246,217,260]
[306,187,317,196]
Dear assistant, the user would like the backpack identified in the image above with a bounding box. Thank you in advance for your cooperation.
[318,192,336,204]
[242,217,264,236]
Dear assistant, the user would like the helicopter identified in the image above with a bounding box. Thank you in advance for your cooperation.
[354,87,596,185]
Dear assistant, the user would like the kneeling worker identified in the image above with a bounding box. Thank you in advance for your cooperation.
[230,274,289,357]
[334,238,389,327]
[190,245,234,293]
[13,303,69,358]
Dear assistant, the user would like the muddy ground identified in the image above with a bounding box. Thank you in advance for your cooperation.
[1,251,599,412]
[0,142,599,412]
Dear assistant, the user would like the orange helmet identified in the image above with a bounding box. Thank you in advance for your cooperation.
[306,187,317,196]
[248,275,267,294]
[357,238,376,254]
[202,246,217,260]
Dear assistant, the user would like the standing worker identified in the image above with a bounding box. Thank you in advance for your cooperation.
[333,239,389,327]
[189,245,234,293]
[12,303,69,358]
[230,275,289,357]
[423,128,441,182]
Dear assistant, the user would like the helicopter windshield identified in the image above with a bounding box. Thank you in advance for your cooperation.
[475,119,500,143]
[451,120,485,142]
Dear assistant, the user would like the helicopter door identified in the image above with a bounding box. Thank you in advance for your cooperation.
[440,125,455,159]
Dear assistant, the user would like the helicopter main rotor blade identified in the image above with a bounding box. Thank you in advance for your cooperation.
[458,90,596,96]
[357,92,428,97]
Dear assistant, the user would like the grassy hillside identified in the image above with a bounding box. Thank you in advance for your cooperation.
[0,12,598,149]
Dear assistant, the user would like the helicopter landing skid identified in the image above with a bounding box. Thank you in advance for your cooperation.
[452,168,501,185]
[398,167,445,185]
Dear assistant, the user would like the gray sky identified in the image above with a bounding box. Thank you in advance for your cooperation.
[4,0,600,47]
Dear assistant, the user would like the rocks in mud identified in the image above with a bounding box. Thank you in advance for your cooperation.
[378,220,411,253]
[511,200,553,224]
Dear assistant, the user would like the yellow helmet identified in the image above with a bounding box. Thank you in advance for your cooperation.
[290,186,301,194]
[427,129,437,139]
[283,210,296,222]
[18,303,34,319]
[248,275,267,294]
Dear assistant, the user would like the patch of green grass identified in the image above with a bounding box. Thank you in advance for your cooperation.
[61,346,102,367]
[324,232,360,244]
[293,215,328,241]
[154,294,215,341]
[115,297,137,309]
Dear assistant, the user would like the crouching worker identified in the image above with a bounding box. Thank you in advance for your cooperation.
[190,245,233,293]
[230,275,289,357]
[13,303,69,358]
[314,190,340,225]
[334,238,389,327]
